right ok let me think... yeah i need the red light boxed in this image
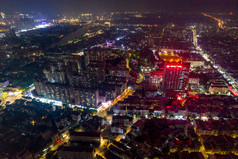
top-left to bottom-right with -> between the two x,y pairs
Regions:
166,65 -> 182,68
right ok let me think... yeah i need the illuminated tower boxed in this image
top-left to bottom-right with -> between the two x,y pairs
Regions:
162,63 -> 190,93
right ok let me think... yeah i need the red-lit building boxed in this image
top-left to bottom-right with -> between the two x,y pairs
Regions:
162,62 -> 190,93
150,71 -> 163,87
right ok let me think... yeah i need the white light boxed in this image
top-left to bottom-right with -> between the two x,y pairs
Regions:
17,23 -> 52,34
201,116 -> 208,121
175,115 -> 184,119
101,101 -> 112,108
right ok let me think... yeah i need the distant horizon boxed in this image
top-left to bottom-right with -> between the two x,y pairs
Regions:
0,10 -> 237,19
0,0 -> 237,17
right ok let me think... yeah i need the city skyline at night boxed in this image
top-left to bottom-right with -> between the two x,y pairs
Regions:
0,0 -> 238,159
0,0 -> 238,16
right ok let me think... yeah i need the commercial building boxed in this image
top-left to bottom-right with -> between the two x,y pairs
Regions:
209,80 -> 229,94
162,62 -> 190,94
150,71 -> 163,87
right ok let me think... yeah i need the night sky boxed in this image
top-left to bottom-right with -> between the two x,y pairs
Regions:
0,0 -> 237,16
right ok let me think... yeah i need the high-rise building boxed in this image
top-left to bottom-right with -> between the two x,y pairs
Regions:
64,54 -> 86,76
84,48 -> 106,63
34,47 -> 129,107
162,62 -> 190,94
43,64 -> 67,84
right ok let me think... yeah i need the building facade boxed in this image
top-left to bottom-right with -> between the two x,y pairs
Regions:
162,62 -> 190,93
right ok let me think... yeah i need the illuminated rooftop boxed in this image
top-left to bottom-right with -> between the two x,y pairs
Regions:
158,51 -> 182,62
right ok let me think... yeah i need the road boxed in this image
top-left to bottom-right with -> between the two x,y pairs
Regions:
202,13 -> 224,29
0,88 -> 23,106
97,87 -> 134,117
114,126 -> 131,142
191,26 -> 238,95
15,23 -> 53,34
93,138 -> 108,158
31,86 -> 134,158
0,82 -> 35,106
40,132 -> 70,159
94,87 -> 134,158
94,122 -> 133,158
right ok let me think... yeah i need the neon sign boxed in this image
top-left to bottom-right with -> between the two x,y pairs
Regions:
166,65 -> 182,68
